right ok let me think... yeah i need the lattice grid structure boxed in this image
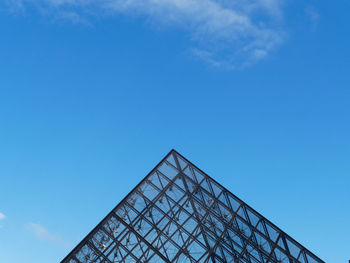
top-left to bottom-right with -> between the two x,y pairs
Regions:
61,150 -> 325,263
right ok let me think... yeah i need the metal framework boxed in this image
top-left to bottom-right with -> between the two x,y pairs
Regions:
61,150 -> 325,263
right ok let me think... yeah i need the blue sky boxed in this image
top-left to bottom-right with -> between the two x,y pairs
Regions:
0,0 -> 349,262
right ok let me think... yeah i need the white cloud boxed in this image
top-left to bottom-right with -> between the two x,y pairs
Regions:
4,0 -> 286,68
305,7 -> 320,29
0,213 -> 5,220
26,222 -> 71,247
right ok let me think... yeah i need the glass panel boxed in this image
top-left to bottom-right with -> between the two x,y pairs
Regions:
286,237 -> 301,259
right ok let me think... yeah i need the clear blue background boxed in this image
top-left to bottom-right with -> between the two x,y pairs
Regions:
0,1 -> 349,263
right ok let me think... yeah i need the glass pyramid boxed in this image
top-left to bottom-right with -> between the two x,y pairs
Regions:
61,150 -> 325,263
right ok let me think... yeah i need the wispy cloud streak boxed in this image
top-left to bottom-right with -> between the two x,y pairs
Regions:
0,213 -> 6,228
0,213 -> 5,220
26,222 -> 71,247
305,7 -> 320,30
3,0 -> 286,68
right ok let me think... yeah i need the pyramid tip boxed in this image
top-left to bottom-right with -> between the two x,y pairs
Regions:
169,148 -> 178,154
